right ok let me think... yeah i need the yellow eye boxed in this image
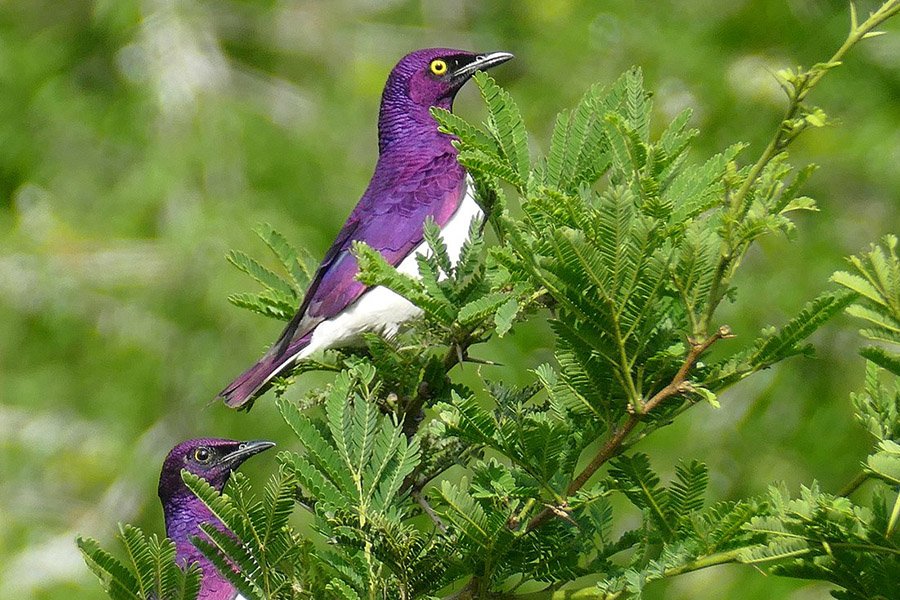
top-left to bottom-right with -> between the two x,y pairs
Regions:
430,59 -> 448,76
193,447 -> 212,463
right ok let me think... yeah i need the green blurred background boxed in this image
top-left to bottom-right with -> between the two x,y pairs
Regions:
0,0 -> 897,598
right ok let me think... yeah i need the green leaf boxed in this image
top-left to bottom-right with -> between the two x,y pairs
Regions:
779,196 -> 818,214
227,291 -> 296,321
77,526 -> 202,600
422,217 -> 453,276
543,82 -> 615,191
738,539 -> 809,564
457,148 -> 521,185
668,460 -> 709,519
280,367 -> 422,538
254,222 -> 311,292
227,249 -> 298,300
456,292 -> 509,325
867,440 -> 900,485
474,71 -> 530,189
748,289 -> 856,368
353,241 -> 455,325
77,535 -> 142,600
667,143 -> 744,223
494,297 -> 519,337
430,107 -> 499,156
692,385 -> 720,408
700,500 -> 759,551
832,271 -> 884,306
860,346 -> 900,377
852,361 -> 900,440
439,390 -> 499,447
610,453 -> 674,539
327,578 -> 363,600
195,526 -> 261,598
623,67 -> 651,141
835,235 -> 900,352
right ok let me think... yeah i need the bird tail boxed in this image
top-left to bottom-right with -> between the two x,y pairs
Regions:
219,333 -> 312,409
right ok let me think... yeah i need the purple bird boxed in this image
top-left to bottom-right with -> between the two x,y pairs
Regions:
158,438 -> 275,600
220,48 -> 514,408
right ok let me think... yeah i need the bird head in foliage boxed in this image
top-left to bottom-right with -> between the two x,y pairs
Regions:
158,438 -> 275,502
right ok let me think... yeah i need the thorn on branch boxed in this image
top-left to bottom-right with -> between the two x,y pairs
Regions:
677,381 -> 696,394
547,502 -> 578,528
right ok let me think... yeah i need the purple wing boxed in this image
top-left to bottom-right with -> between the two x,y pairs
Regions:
220,150 -> 466,407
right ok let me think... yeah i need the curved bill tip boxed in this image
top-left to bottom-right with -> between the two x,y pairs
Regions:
472,51 -> 514,70
224,440 -> 276,463
451,51 -> 515,80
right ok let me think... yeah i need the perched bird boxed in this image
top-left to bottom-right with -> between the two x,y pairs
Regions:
220,48 -> 514,408
158,438 -> 275,600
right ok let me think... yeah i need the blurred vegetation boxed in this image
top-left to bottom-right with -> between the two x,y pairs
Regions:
0,1 -> 898,599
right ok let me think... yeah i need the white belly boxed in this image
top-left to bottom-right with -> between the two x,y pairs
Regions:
299,178 -> 482,357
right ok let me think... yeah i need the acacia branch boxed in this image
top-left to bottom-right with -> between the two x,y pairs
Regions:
525,326 -> 732,532
500,548 -> 745,599
699,0 -> 900,332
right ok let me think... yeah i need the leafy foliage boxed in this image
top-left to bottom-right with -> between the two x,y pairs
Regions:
182,468 -> 303,599
226,223 -> 315,322
739,228 -> 900,600
81,4 -> 900,598
77,525 -> 201,600
79,470 -> 307,600
277,363 -> 456,598
740,484 -> 900,600
833,234 -> 900,376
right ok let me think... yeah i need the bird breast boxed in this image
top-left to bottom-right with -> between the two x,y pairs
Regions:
299,177 -> 482,356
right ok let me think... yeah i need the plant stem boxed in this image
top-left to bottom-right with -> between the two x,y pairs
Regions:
525,327 -> 732,532
734,0 -> 900,211
505,548 -> 744,599
838,470 -> 871,497
886,490 -> 900,538
509,589 -> 617,600
661,548 -> 744,577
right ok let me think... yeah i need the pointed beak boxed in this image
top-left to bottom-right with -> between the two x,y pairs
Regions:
223,440 -> 275,465
450,51 -> 514,82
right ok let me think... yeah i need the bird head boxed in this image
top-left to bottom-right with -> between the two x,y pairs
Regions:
158,438 -> 275,501
386,48 -> 514,109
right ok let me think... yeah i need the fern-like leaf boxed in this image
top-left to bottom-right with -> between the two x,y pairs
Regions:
748,289 -> 856,368
77,526 -> 202,600
474,71 -> 530,190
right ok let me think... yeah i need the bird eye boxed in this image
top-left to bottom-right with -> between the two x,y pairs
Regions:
430,59 -> 448,76
193,447 -> 212,463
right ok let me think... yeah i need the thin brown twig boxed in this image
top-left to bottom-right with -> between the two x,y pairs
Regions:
524,326 -> 733,532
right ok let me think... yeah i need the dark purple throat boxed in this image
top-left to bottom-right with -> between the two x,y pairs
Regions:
164,494 -> 236,600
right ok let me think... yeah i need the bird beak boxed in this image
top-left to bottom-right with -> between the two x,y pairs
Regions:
450,51 -> 514,82
223,440 -> 276,465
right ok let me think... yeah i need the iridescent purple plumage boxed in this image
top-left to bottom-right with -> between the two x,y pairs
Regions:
158,438 -> 274,600
220,48 -> 513,408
